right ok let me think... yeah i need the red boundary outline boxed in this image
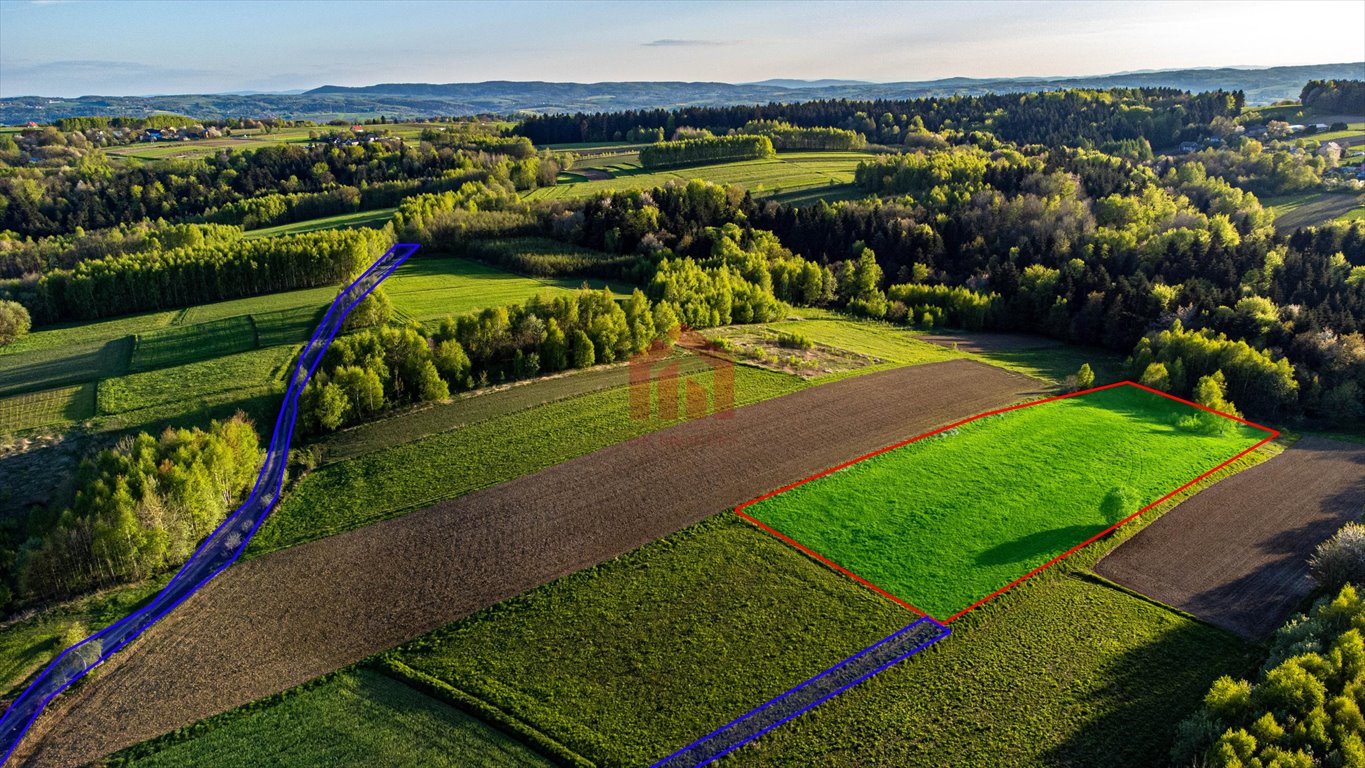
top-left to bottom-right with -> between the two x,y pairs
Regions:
734,380 -> 1280,623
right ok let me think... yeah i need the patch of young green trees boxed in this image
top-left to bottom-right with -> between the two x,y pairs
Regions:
639,135 -> 776,169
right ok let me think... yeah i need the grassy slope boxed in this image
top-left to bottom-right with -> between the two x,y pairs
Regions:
522,152 -> 866,201
97,344 -> 297,416
0,384 -> 96,434
241,207 -> 397,240
107,668 -> 554,768
392,515 -> 909,768
384,256 -> 613,323
744,385 -> 1267,618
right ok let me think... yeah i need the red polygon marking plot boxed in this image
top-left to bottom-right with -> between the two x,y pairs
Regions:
734,381 -> 1279,623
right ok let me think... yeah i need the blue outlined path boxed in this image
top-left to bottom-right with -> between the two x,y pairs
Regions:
0,243 -> 420,765
651,617 -> 950,768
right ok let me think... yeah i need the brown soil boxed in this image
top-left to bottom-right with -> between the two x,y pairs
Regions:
13,359 -> 1040,767
1095,436 -> 1365,639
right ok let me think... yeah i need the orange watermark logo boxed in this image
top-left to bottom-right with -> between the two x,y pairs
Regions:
629,329 -> 735,421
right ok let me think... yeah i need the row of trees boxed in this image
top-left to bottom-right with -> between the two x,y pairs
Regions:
740,120 -> 866,150
0,220 -> 245,278
6,415 -> 261,605
638,135 -> 776,169
2,227 -> 393,323
298,287 -> 671,433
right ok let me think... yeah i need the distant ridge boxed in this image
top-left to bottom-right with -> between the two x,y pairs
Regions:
3,62 -> 1361,124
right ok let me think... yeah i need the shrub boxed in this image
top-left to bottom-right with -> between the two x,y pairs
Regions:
776,331 -> 814,350
0,299 -> 30,346
1309,523 -> 1365,592
1076,363 -> 1095,390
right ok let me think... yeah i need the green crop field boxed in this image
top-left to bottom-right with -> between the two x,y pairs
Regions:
129,316 -> 258,372
241,207 -> 397,240
98,344 -> 296,416
0,338 -> 132,398
743,384 -> 1269,619
392,515 -> 909,768
250,364 -> 804,555
0,384 -> 96,434
521,152 -> 868,201
1263,191 -> 1365,230
107,668 -> 554,768
384,256 -> 608,322
317,351 -> 716,464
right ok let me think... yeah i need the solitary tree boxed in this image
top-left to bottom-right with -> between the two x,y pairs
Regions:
1075,363 -> 1095,390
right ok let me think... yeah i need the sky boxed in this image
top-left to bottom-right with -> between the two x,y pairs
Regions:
1,0 -> 1363,97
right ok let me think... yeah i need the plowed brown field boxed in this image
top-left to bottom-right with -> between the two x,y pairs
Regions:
14,359 -> 1040,767
1096,436 -> 1365,639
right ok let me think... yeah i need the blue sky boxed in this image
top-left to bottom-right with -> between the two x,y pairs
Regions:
1,0 -> 1363,97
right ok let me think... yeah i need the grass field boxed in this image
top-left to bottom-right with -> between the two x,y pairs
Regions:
0,384 -> 96,434
391,514 -> 909,768
241,207 -> 397,240
742,384 -> 1269,619
129,316 -> 257,373
1263,191 -> 1365,230
250,364 -> 804,554
98,344 -> 296,416
107,668 -> 554,768
385,256 -> 608,322
522,153 -> 867,201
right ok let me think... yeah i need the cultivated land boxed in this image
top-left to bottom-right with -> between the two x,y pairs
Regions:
1263,191 -> 1365,230
240,207 -> 398,239
742,384 -> 1270,619
11,360 -> 1040,766
1096,435 -> 1365,638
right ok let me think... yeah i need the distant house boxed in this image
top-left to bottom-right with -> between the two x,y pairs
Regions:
140,129 -> 163,142
1313,123 -> 1331,132
1179,141 -> 1201,153
1288,124 -> 1306,134
351,124 -> 365,132
1319,141 -> 1342,158
25,121 -> 37,128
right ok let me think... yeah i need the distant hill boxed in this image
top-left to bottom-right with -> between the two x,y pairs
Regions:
3,62 -> 1362,124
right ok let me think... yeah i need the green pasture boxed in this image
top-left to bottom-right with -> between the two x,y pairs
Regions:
742,384 -> 1269,619
242,207 -> 397,239
107,668 -> 553,768
0,384 -> 96,434
522,152 -> 867,201
98,344 -> 296,416
384,256 -> 608,322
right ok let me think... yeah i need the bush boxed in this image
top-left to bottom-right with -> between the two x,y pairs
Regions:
0,299 -> 30,346
776,331 -> 814,350
1309,523 -> 1365,591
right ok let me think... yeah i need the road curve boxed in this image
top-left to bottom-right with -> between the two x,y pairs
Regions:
0,243 -> 420,765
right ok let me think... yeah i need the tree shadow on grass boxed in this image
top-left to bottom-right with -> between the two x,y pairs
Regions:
1042,579 -> 1259,767
974,524 -> 1102,566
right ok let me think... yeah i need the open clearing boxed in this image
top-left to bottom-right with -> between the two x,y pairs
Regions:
241,207 -> 397,239
1095,435 -> 1365,638
384,256 -> 608,322
741,384 -> 1270,619
1263,191 -> 1365,230
12,359 -> 1040,767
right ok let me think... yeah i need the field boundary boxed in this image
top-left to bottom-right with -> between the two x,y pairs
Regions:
735,380 -> 1279,623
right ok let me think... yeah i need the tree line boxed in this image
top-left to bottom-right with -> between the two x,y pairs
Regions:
638,135 -> 776,169
515,88 -> 1240,148
1,227 -> 393,323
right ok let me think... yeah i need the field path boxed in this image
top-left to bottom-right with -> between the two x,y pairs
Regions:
13,359 -> 1039,767
1096,436 -> 1365,638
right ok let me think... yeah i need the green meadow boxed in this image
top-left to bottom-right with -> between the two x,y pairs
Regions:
742,384 -> 1269,619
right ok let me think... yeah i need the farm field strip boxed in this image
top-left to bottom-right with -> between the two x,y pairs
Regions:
522,153 -> 866,201
738,382 -> 1276,620
384,256 -> 612,322
0,385 -> 96,434
12,360 -> 1039,767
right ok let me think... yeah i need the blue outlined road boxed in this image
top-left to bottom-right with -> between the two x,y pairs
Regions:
651,618 -> 950,768
0,243 -> 419,765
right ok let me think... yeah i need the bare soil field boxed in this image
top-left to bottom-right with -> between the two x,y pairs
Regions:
1096,436 -> 1365,639
12,359 -> 1040,767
